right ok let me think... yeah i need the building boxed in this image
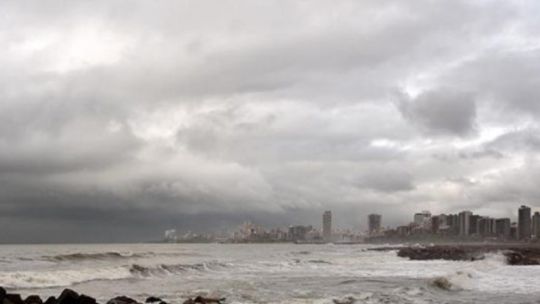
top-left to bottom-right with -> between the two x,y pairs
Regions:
414,211 -> 431,225
478,217 -> 496,237
469,215 -> 480,236
511,222 -> 518,239
518,205 -> 532,240
368,214 -> 382,235
446,214 -> 460,235
322,210 -> 332,241
532,212 -> 540,239
288,225 -> 312,242
163,229 -> 177,242
495,218 -> 511,239
396,225 -> 410,237
431,216 -> 440,234
458,211 -> 472,236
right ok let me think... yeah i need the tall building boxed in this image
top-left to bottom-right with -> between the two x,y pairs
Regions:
288,225 -> 313,242
532,212 -> 540,239
495,218 -> 511,238
469,215 -> 480,235
518,205 -> 532,240
447,214 -> 460,235
322,210 -> 332,241
368,214 -> 382,235
458,211 -> 472,236
431,216 -> 440,234
414,211 -> 431,225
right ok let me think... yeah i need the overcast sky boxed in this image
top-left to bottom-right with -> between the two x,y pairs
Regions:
1,0 -> 540,242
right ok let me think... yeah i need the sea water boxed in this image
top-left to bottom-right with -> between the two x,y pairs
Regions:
0,243 -> 539,303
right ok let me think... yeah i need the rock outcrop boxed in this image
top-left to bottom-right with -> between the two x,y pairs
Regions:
0,289 -> 224,304
395,245 -> 540,265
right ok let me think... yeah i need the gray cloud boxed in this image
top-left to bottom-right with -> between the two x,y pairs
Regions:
0,0 -> 539,242
398,89 -> 477,136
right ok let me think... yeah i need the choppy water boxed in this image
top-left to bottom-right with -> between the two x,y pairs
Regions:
0,243 -> 539,304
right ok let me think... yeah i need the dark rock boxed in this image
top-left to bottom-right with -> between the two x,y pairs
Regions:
193,296 -> 225,304
5,294 -> 25,304
43,297 -> 56,304
182,299 -> 194,304
431,277 -> 453,290
145,298 -> 161,304
57,289 -> 79,304
106,296 -> 140,304
24,296 -> 43,304
332,296 -> 356,304
397,246 -> 484,261
504,250 -> 540,265
0,287 -> 6,301
78,295 -> 97,304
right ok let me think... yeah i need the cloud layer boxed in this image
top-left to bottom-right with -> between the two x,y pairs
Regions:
1,0 -> 540,242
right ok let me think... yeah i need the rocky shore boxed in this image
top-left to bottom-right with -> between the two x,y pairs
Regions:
0,288 -> 225,304
378,244 -> 540,265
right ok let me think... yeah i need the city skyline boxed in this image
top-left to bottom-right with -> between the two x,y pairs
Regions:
163,204 -> 540,243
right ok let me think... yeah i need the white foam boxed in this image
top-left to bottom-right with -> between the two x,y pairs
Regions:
0,266 -> 133,289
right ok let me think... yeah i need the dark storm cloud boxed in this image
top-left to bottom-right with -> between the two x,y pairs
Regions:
0,0 -> 539,242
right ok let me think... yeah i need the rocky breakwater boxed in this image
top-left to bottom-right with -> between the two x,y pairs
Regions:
0,287 -> 225,304
396,245 -> 540,265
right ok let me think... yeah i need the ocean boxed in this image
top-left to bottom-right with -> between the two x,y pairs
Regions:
0,243 -> 539,304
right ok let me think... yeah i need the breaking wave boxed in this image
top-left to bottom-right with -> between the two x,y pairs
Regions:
0,267 -> 133,289
45,252 -> 147,262
0,261 -> 230,289
307,259 -> 332,264
129,262 -> 229,277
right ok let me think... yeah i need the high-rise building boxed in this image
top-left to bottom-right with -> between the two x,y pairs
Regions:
431,216 -> 440,234
414,211 -> 431,225
322,210 -> 332,241
518,205 -> 532,240
478,217 -> 490,236
478,217 -> 496,237
446,214 -> 460,235
469,215 -> 480,235
495,218 -> 511,238
288,225 -> 313,242
368,214 -> 382,235
458,211 -> 472,236
532,212 -> 540,239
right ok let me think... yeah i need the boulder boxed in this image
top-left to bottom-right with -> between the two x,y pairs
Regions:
57,289 -> 79,304
144,298 -> 161,304
504,250 -> 540,265
5,294 -> 25,304
24,296 -> 43,304
0,287 -> 6,301
43,297 -> 56,304
193,296 -> 225,304
106,296 -> 139,304
78,295 -> 97,304
397,246 -> 484,261
332,296 -> 356,304
431,277 -> 452,290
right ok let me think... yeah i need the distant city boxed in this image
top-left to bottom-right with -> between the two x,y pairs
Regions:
162,205 -> 540,244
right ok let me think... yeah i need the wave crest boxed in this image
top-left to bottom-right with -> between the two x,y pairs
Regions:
129,262 -> 228,277
45,252 -> 145,262
0,267 -> 133,289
